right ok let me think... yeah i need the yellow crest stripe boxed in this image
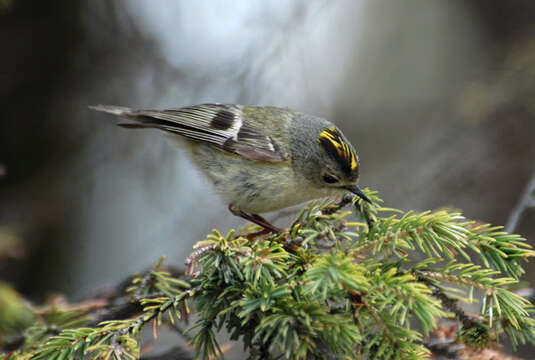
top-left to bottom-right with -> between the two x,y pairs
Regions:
317,127 -> 358,172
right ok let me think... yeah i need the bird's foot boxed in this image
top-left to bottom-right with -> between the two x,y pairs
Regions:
228,205 -> 282,235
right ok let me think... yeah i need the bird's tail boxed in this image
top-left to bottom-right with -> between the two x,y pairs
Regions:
89,104 -> 162,129
88,104 -> 133,117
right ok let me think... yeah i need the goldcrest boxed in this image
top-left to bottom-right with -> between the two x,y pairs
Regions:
90,104 -> 370,233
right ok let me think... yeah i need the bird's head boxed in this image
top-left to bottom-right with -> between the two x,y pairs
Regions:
315,127 -> 371,203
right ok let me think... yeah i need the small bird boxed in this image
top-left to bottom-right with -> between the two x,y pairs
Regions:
89,104 -> 371,233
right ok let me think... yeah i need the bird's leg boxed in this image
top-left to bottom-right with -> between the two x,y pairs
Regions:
228,205 -> 282,234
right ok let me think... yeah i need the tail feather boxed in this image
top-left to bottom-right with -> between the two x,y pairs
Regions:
117,123 -> 159,129
90,104 -> 180,131
88,104 -> 133,117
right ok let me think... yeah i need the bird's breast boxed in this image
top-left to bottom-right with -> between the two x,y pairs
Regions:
187,143 -> 336,214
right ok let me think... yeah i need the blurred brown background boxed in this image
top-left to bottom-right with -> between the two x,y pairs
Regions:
0,0 -> 534,356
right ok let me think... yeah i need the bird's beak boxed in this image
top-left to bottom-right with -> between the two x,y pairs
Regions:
344,185 -> 372,203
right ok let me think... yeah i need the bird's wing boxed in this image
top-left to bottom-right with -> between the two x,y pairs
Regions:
89,104 -> 287,162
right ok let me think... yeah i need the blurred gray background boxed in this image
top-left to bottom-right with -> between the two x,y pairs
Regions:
1,0 -> 534,356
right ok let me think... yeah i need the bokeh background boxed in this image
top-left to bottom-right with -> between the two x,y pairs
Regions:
1,0 -> 534,357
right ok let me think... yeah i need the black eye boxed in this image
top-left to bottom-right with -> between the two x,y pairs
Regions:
322,174 -> 339,184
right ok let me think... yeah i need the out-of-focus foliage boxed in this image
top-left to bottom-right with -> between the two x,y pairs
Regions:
0,283 -> 34,337
0,0 -> 14,13
2,191 -> 534,359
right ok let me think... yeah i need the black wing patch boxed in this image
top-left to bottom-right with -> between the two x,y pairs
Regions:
210,110 -> 235,130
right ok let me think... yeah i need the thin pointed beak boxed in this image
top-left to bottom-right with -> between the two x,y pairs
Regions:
344,185 -> 372,204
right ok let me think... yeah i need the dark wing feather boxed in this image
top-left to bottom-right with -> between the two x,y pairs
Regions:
89,104 -> 286,162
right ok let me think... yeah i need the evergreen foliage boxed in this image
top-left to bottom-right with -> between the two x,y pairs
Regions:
2,190 -> 534,359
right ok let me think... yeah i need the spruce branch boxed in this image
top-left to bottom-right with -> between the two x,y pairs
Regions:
2,260 -> 191,360
184,190 -> 534,359
29,286 -> 189,359
3,189 -> 535,360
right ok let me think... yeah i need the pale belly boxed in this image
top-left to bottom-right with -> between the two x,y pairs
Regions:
187,143 -> 338,213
